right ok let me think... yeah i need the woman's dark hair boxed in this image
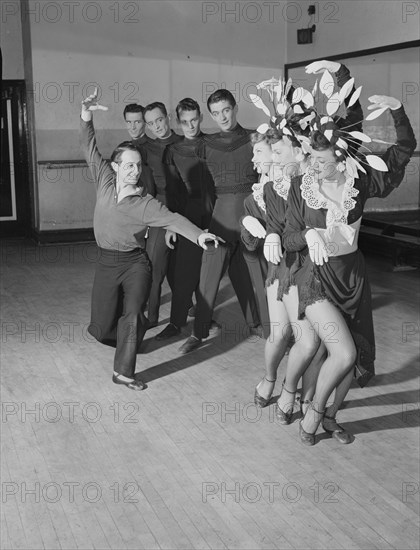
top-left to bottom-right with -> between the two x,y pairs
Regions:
310,130 -> 341,161
250,128 -> 282,146
110,142 -> 142,164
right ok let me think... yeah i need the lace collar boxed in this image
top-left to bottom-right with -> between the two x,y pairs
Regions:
251,177 -> 267,212
300,169 -> 359,225
273,174 -> 291,201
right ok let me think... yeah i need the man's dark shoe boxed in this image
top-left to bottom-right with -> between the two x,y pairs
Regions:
155,323 -> 180,341
178,336 -> 202,354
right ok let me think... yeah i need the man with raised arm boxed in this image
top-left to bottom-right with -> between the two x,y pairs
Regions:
79,90 -> 221,389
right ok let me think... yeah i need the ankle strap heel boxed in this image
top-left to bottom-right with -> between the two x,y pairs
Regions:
276,380 -> 296,425
299,401 -> 326,446
254,377 -> 276,408
322,413 -> 352,444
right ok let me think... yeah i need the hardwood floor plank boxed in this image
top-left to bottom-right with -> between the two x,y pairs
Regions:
1,242 -> 418,550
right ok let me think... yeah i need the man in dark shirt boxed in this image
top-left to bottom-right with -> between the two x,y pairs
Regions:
122,103 -> 154,194
79,89 -> 221,390
141,102 -> 185,327
124,103 -> 147,147
179,89 -> 260,354
155,98 -> 216,340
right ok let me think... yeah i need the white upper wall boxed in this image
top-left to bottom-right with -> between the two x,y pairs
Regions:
22,0 -> 288,151
2,0 -> 418,229
285,0 -> 419,64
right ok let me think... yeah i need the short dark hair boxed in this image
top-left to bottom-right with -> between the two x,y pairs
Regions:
207,89 -> 236,112
176,98 -> 201,120
310,130 -> 342,161
123,104 -> 145,119
250,128 -> 282,146
143,102 -> 168,118
110,142 -> 142,164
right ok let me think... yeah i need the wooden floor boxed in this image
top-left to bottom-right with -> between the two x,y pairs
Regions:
1,240 -> 419,550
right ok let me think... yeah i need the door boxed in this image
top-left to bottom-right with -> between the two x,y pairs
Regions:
1,80 -> 32,237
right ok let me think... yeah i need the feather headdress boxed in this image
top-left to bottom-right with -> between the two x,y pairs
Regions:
250,71 -> 391,178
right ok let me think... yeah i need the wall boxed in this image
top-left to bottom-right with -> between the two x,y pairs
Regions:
285,0 -> 420,64
2,1 -> 419,231
18,0 -> 288,231
0,0 -> 24,79
285,0 -> 420,211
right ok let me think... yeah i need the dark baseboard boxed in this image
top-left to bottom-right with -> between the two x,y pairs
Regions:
32,228 -> 95,244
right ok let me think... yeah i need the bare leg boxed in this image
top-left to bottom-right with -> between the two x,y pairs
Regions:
321,370 -> 353,443
300,342 -> 327,415
301,300 -> 356,437
255,280 -> 291,402
277,286 -> 321,417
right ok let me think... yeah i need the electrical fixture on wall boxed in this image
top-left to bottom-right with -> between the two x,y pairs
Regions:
297,5 -> 316,44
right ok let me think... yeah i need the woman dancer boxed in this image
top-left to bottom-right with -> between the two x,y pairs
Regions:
257,132 -> 325,418
80,90 -> 222,390
240,131 -> 279,341
283,94 -> 416,444
253,61 -> 362,422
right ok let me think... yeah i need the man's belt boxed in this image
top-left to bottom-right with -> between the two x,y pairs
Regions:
216,183 -> 254,195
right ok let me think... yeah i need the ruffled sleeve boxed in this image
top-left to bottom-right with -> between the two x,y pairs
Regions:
362,106 -> 417,199
336,64 -> 363,136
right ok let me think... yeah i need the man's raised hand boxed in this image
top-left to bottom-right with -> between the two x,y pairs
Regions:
81,87 -> 109,121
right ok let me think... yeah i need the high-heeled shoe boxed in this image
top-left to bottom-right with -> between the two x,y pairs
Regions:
254,377 -> 276,408
275,382 -> 296,424
322,414 -> 352,444
300,399 -> 310,417
299,402 -> 325,446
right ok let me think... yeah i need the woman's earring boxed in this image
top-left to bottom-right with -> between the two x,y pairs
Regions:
295,150 -> 305,163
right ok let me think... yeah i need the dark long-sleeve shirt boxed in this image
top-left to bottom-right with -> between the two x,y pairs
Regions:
80,118 -> 202,251
204,124 -> 258,241
132,134 -> 150,149
204,124 -> 257,189
163,133 -> 215,226
140,131 -> 184,211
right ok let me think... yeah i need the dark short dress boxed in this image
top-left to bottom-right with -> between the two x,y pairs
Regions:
263,177 -> 303,301
240,180 -> 270,337
282,106 -> 417,386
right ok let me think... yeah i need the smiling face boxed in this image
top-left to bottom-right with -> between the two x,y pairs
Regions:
124,112 -> 145,139
209,99 -> 237,132
310,148 -> 340,180
111,149 -> 142,189
252,141 -> 273,175
178,109 -> 202,139
144,107 -> 171,139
